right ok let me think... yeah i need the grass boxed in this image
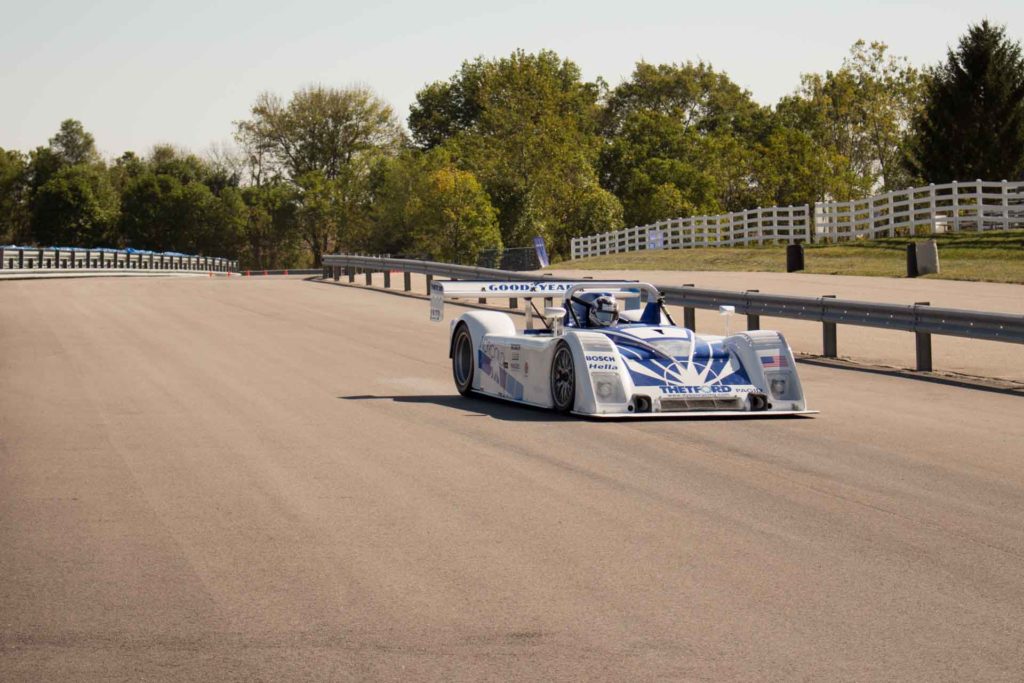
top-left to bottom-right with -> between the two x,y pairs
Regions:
554,231 -> 1024,284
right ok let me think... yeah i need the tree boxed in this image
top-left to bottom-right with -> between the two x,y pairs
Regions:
240,181 -> 301,269
368,149 -> 438,256
118,147 -> 245,256
777,41 -> 924,194
408,167 -> 502,264
0,149 -> 30,243
235,86 -> 405,182
907,21 -> 1024,182
410,50 -> 620,256
200,185 -> 246,257
235,86 -> 404,262
21,120 -> 118,247
25,120 -> 102,202
754,127 -> 856,207
407,68 -> 486,150
108,151 -> 146,196
32,164 -> 119,247
598,62 -> 769,225
48,119 -> 100,166
294,171 -> 345,266
601,61 -> 766,140
119,173 -> 171,250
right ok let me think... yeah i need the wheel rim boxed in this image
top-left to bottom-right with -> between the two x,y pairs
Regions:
454,332 -> 472,387
552,347 -> 574,407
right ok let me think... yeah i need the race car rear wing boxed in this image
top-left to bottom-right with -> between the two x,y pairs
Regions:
429,279 -> 649,323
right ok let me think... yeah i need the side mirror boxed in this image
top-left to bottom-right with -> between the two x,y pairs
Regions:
719,305 -> 735,336
543,306 -> 566,335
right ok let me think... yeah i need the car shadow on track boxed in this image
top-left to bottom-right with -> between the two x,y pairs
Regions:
338,393 -> 575,422
338,394 -> 813,423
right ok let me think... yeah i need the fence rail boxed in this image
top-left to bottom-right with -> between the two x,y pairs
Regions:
321,253 -> 1024,373
0,246 -> 237,273
571,205 -> 810,259
814,180 -> 1024,241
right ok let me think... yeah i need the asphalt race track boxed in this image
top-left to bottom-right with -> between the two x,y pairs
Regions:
2,276 -> 1023,681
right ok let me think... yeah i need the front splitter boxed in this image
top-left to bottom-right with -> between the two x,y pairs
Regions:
574,409 -> 818,419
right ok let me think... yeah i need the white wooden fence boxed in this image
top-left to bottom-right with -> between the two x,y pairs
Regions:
814,180 -> 1024,242
570,180 -> 1024,259
570,205 -> 810,259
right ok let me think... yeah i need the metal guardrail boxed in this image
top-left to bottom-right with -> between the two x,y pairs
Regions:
321,254 -> 1024,372
239,268 -> 323,276
0,246 -> 237,273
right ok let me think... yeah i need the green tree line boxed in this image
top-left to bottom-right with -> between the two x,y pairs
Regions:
2,20 -> 1022,266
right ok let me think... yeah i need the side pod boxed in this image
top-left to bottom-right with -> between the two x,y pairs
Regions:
725,331 -> 807,412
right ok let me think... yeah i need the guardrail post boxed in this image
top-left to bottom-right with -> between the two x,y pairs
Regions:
746,290 -> 760,330
365,270 -> 372,286
822,295 -> 837,358
0,247 -> 4,270
915,302 -> 933,372
403,271 -> 411,291
347,267 -> 354,282
19,249 -> 24,269
425,273 -> 432,294
333,266 -> 340,281
682,284 -> 696,331
383,270 -> 391,288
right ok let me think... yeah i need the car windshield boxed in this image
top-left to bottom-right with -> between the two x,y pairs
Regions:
647,339 -> 692,358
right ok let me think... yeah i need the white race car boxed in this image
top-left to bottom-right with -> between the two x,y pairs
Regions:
431,280 -> 815,418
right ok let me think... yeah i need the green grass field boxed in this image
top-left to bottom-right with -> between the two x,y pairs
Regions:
556,231 -> 1024,284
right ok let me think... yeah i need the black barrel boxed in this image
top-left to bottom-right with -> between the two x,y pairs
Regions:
786,243 -> 804,272
906,243 -> 919,278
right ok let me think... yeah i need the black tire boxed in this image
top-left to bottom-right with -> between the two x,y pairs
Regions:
451,324 -> 475,396
550,342 -> 576,413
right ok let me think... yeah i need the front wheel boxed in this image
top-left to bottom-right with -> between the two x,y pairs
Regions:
451,324 -> 475,396
550,342 -> 576,413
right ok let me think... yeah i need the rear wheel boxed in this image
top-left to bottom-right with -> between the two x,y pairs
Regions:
550,342 -> 576,413
451,324 -> 475,396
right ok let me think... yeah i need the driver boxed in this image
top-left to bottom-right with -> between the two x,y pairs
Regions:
588,294 -> 619,327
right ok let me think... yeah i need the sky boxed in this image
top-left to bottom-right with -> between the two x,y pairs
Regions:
2,0 -> 1022,158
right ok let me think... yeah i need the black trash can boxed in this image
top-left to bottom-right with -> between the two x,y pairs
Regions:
786,243 -> 805,272
906,243 -> 919,278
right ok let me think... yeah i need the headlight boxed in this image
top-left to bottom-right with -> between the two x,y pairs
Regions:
591,372 -> 626,403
